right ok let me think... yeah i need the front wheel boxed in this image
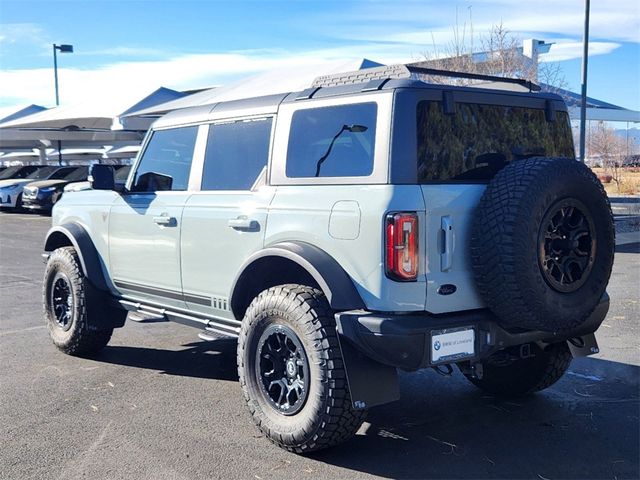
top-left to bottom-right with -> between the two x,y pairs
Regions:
460,342 -> 572,397
43,247 -> 113,355
237,284 -> 365,453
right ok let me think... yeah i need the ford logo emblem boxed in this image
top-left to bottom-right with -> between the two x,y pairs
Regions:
437,284 -> 457,295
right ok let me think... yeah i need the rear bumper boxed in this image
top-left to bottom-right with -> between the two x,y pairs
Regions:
336,293 -> 609,371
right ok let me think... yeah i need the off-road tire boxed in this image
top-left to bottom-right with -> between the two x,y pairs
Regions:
43,247 -> 113,355
238,284 -> 366,453
461,342 -> 572,397
471,157 -> 615,333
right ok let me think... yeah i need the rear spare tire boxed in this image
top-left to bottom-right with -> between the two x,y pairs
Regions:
471,157 -> 614,333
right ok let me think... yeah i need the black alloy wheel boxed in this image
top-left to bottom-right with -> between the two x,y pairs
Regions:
256,324 -> 310,415
51,273 -> 74,331
538,198 -> 596,293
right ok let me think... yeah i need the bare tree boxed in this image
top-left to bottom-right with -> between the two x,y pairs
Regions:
416,19 -> 567,91
538,61 -> 569,93
587,122 -> 628,191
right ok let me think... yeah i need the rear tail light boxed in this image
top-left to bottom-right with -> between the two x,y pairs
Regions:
385,212 -> 419,281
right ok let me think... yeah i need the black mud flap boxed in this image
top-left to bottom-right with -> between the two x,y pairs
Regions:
567,333 -> 600,358
85,282 -> 127,331
337,332 -> 400,410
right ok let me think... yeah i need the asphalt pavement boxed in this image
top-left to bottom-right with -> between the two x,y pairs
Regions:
0,212 -> 638,480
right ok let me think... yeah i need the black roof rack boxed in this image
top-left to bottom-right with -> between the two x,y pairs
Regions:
405,65 -> 541,92
310,63 -> 541,93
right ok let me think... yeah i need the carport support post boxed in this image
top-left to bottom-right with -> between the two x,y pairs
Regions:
38,146 -> 47,165
578,0 -> 590,162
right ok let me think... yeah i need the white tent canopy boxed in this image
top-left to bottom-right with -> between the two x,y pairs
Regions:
0,128 -> 143,151
0,87 -> 185,131
45,148 -> 106,163
0,150 -> 42,165
0,104 -> 48,124
124,58 -> 383,118
105,144 -> 141,159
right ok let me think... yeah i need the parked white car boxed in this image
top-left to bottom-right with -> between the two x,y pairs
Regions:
0,166 -> 76,210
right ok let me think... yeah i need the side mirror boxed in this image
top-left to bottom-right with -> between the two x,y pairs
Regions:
90,164 -> 116,190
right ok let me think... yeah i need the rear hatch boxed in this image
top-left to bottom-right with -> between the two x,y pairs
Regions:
415,97 -> 575,314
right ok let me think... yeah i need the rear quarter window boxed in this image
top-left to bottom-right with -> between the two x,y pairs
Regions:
286,103 -> 377,178
416,101 -> 575,182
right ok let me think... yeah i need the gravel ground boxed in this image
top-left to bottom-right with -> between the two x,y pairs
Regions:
0,212 -> 638,480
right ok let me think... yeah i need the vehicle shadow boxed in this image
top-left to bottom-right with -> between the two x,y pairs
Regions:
95,338 -> 239,381
93,338 -> 639,479
312,357 -> 639,479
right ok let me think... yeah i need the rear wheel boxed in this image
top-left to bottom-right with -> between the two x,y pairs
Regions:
460,342 -> 572,397
43,247 -> 113,355
238,284 -> 365,453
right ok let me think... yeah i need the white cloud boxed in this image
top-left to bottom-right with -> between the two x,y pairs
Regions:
541,41 -> 621,62
0,45 -> 418,109
319,0 -> 639,46
0,23 -> 48,50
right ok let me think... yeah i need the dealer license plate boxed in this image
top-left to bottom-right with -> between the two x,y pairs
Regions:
431,327 -> 475,364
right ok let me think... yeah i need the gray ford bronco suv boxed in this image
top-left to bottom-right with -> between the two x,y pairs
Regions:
42,64 -> 614,453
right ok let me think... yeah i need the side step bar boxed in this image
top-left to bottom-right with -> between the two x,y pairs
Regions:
114,298 -> 241,338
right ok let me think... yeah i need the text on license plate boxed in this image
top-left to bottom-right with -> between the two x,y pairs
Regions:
431,327 -> 475,364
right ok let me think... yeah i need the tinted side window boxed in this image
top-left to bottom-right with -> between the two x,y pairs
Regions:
416,102 -> 575,182
286,103 -> 377,178
132,126 -> 198,192
201,118 -> 272,191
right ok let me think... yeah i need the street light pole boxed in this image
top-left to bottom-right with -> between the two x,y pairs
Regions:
53,45 -> 59,106
579,0 -> 590,163
52,43 -> 73,165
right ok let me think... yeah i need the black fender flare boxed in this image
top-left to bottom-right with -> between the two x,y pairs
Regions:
44,223 -> 109,291
230,241 -> 365,319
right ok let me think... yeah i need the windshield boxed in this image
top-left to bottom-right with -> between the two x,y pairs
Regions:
0,166 -> 23,179
115,165 -> 131,182
27,166 -> 59,180
64,167 -> 89,182
49,167 -> 76,180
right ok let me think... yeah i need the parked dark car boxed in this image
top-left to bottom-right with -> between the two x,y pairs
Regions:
22,166 -> 89,212
64,164 -> 131,193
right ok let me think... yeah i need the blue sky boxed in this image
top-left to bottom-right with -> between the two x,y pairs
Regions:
0,0 -> 638,114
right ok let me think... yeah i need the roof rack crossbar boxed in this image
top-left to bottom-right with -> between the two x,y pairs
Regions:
405,65 -> 541,92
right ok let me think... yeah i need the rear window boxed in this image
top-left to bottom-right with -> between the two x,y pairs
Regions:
416,101 -> 575,182
286,103 -> 377,178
